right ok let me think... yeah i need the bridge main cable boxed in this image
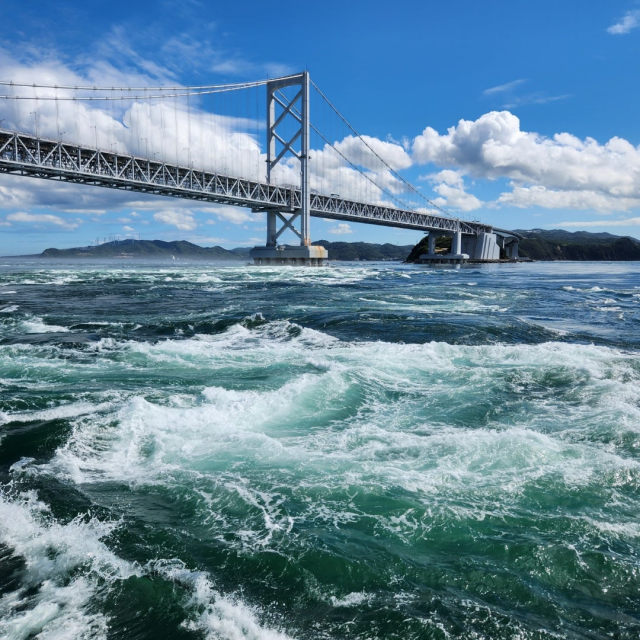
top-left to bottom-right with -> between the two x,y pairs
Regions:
0,76 -> 302,91
311,80 -> 455,220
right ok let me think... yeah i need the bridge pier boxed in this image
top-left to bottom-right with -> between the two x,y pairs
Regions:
418,230 -> 469,264
249,245 -> 328,265
505,239 -> 519,259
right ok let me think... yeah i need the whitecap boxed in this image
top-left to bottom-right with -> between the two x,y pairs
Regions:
20,317 -> 70,333
0,489 -> 137,640
149,560 -> 294,640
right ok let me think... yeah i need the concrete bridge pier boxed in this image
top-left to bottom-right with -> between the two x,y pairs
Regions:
505,239 -> 519,259
418,230 -> 469,265
250,206 -> 328,265
462,231 -> 500,260
495,234 -> 520,260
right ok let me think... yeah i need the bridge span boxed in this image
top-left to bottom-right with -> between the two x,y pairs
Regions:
0,71 -> 520,265
0,128 -> 519,264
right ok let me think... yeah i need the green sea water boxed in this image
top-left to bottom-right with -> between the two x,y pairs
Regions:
0,260 -> 639,639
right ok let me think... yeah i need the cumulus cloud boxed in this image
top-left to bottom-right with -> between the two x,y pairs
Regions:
328,223 -> 353,235
607,10 -> 640,34
422,170 -> 483,212
496,185 -> 640,213
204,205 -> 260,225
153,210 -> 197,230
6,212 -> 81,229
412,111 -> 640,212
333,135 -> 412,172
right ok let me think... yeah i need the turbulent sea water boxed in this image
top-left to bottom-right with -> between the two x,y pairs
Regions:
0,259 -> 639,640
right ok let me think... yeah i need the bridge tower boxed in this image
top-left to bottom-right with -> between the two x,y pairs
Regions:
250,72 -> 328,266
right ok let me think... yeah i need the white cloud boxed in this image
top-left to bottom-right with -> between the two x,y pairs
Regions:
328,223 -> 353,235
203,206 -> 259,225
422,170 -> 484,212
412,111 -> 640,212
122,225 -> 136,232
483,79 -> 526,95
0,221 -> 11,227
334,135 -> 412,172
496,185 -> 640,213
6,212 -> 80,230
549,217 -> 640,227
153,210 -> 197,231
117,217 -> 132,223
607,10 -> 640,34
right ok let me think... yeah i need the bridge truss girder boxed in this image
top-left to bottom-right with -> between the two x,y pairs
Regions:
0,129 -> 490,236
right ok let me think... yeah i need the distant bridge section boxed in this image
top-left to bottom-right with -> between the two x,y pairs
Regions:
0,128 -> 493,237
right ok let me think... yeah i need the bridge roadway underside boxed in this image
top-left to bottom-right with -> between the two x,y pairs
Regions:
0,130 -> 496,238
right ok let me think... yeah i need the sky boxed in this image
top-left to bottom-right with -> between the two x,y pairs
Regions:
1,0 -> 640,254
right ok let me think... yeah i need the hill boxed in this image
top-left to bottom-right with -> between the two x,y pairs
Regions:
229,241 -> 413,261
33,231 -> 640,262
40,239 -> 240,260
515,229 -> 640,261
314,240 -> 413,261
36,239 -> 415,261
404,229 -> 640,262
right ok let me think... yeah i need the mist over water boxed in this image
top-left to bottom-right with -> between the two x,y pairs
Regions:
0,259 -> 639,639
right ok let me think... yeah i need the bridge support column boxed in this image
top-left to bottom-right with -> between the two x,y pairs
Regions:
250,70 -> 327,266
506,240 -> 519,259
452,231 -> 462,255
266,211 -> 278,247
428,233 -> 436,255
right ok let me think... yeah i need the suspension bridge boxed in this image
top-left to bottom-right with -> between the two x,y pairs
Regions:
0,71 -> 519,265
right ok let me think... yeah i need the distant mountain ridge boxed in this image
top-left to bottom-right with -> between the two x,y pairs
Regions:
21,230 -> 640,262
515,229 -> 640,261
41,240 -> 238,260
35,239 -> 414,261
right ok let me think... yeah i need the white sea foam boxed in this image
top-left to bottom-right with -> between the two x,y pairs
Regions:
0,489 -> 136,640
149,561 -> 294,640
20,317 -> 70,333
27,327 -> 637,559
0,490 -> 296,640
329,591 -> 372,607
7,401 -> 113,424
0,305 -> 19,313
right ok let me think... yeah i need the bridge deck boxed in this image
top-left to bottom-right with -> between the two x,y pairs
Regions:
0,130 -> 492,235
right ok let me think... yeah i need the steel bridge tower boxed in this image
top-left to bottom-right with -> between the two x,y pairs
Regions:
250,71 -> 328,266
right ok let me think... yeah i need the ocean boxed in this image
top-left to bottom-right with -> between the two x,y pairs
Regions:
0,259 -> 639,639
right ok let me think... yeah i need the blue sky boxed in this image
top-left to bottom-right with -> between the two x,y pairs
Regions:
1,0 -> 640,254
